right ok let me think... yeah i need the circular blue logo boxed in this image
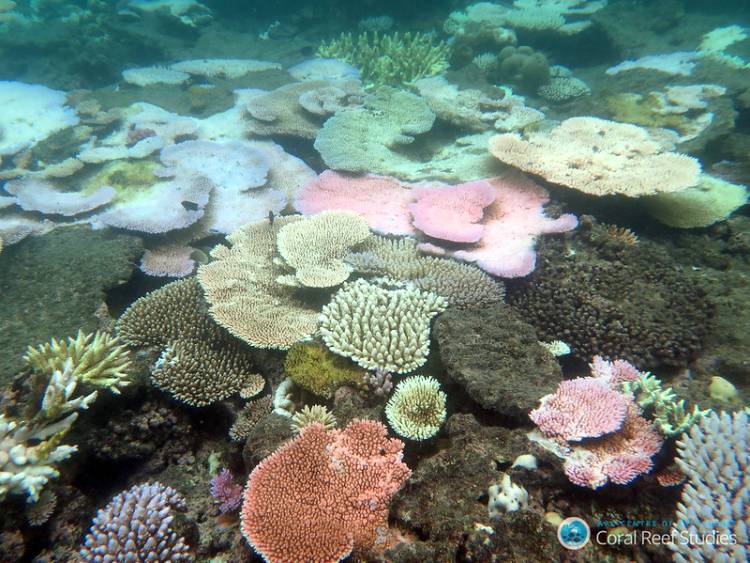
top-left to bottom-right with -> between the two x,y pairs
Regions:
557,517 -> 590,550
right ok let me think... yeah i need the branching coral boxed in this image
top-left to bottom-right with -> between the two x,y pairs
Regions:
317,31 -> 449,86
319,278 -> 447,374
24,329 -> 133,394
290,405 -> 338,434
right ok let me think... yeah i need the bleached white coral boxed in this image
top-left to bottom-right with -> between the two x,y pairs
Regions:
488,474 -> 529,516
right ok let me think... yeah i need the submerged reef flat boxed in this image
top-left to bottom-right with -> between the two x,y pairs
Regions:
0,1 -> 749,562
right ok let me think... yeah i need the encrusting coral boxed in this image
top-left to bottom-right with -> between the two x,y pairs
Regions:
284,342 -> 366,398
319,278 -> 447,374
116,278 -> 262,406
317,31 -> 449,86
385,375 -> 447,441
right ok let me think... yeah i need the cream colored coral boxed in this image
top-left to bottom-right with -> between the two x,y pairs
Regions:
319,278 -> 447,373
385,375 -> 447,440
276,211 -> 371,288
346,235 -> 504,309
197,217 -> 319,349
290,405 -> 337,434
489,117 -> 701,197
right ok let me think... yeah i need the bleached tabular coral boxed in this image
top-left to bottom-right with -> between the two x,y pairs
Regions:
276,211 -> 371,288
385,375 -> 447,440
0,81 -> 79,156
319,278 -> 447,373
288,58 -> 360,82
414,76 -> 543,132
4,178 -> 115,217
605,52 -> 700,76
170,58 -> 281,78
670,411 -> 748,562
122,66 -> 190,87
489,117 -> 701,197
124,0 -> 211,27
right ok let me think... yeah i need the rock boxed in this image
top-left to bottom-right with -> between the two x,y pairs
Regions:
434,304 -> 561,418
0,227 -> 142,386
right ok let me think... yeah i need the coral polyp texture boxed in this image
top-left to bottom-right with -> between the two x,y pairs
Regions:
79,482 -> 193,562
670,411 -> 748,562
284,342 -> 365,398
489,117 -> 701,197
509,239 -> 713,369
319,278 -> 447,374
385,375 -> 448,441
241,420 -> 410,563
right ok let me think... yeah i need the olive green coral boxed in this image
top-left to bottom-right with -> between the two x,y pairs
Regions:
284,342 -> 365,398
317,31 -> 449,86
385,375 -> 447,441
622,373 -> 710,436
24,330 -> 133,394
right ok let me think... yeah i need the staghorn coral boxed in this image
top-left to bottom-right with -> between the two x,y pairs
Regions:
346,236 -> 504,309
276,210 -> 371,288
241,420 -> 410,562
320,278 -> 447,374
385,375 -> 447,441
317,31 -> 449,86
197,216 -> 319,350
290,405 -> 338,434
116,278 -> 261,406
284,342 -> 366,399
24,329 -> 133,394
79,482 -> 193,562
489,117 -> 701,197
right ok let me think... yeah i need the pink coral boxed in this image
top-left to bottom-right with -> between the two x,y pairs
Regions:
530,377 -> 628,441
294,170 -> 415,235
241,419 -> 410,563
562,403 -> 663,489
450,174 -> 578,277
408,181 -> 496,243
589,356 -> 642,385
210,469 -> 243,513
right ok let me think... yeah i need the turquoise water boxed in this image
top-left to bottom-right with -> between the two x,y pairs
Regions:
0,1 -> 747,561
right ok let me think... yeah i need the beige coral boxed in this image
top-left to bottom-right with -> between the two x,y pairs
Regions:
197,217 -> 319,349
489,117 -> 701,197
116,278 -> 261,406
346,236 -> 504,309
276,211 -> 371,288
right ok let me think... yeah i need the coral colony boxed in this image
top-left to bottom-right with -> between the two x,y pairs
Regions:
0,0 -> 748,561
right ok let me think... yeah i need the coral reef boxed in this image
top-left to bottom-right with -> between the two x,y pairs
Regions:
241,420 -> 410,562
317,31 -> 449,86
284,342 -> 365,399
385,375 -> 447,441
